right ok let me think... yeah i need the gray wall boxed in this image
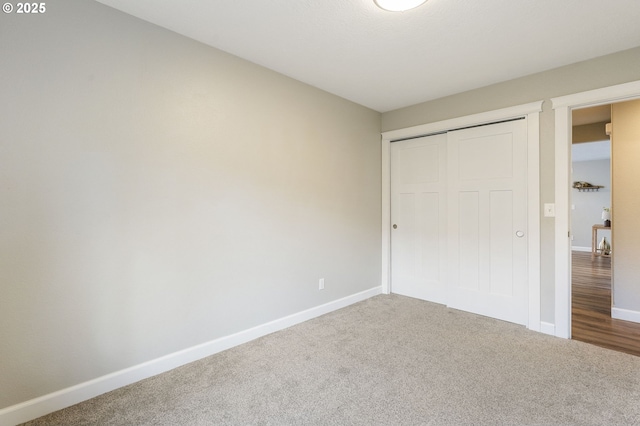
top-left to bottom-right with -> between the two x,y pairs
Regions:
571,160 -> 611,249
382,46 -> 640,323
0,1 -> 381,409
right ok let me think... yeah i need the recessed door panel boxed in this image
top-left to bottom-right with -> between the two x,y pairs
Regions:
458,191 -> 480,291
489,190 -> 514,296
391,134 -> 447,305
447,120 -> 528,325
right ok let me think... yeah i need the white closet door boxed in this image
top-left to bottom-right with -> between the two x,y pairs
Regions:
446,120 -> 528,325
391,134 -> 447,304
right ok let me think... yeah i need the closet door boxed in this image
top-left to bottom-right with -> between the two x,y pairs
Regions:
446,120 -> 528,325
390,134 -> 447,304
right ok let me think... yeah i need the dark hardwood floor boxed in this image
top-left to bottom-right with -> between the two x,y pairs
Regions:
572,251 -> 640,356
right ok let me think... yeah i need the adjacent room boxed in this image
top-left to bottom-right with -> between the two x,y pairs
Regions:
2,0 -> 640,424
571,102 -> 640,356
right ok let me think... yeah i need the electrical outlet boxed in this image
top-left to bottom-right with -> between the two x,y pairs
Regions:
319,278 -> 325,290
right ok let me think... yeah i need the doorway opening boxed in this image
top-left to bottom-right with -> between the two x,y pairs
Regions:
551,81 -> 640,338
570,105 -> 614,350
553,80 -> 640,352
571,103 -> 640,356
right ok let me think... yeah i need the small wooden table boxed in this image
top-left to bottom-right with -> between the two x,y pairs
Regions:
591,224 -> 611,261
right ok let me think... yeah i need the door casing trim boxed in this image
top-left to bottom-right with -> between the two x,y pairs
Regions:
381,101 -> 543,331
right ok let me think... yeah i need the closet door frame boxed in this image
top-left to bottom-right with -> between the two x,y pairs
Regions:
381,101 -> 542,332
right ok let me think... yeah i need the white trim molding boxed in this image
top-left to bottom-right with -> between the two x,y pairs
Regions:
381,101 -> 543,332
381,138 -> 391,295
382,101 -> 544,141
553,104 -> 572,339
551,79 -> 640,339
0,287 -> 382,426
551,80 -> 640,110
527,111 -> 541,332
571,246 -> 591,252
612,307 -> 640,324
540,322 -> 556,336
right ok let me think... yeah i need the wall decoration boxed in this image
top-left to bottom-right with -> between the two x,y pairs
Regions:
572,181 -> 604,192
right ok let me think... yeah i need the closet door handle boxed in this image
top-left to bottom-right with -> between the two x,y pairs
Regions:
393,224 -> 398,229
516,231 -> 524,238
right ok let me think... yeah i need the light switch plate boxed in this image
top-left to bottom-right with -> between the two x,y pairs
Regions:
544,203 -> 555,217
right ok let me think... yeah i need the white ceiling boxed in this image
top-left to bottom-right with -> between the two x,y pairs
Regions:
95,0 -> 640,112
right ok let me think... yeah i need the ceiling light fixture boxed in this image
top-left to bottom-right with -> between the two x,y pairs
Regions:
374,0 -> 428,12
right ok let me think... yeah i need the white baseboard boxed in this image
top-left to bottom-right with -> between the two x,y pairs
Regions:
571,246 -> 591,252
0,286 -> 382,426
612,307 -> 640,324
540,321 -> 556,336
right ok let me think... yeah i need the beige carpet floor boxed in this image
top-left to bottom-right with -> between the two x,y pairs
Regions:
23,294 -> 640,425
